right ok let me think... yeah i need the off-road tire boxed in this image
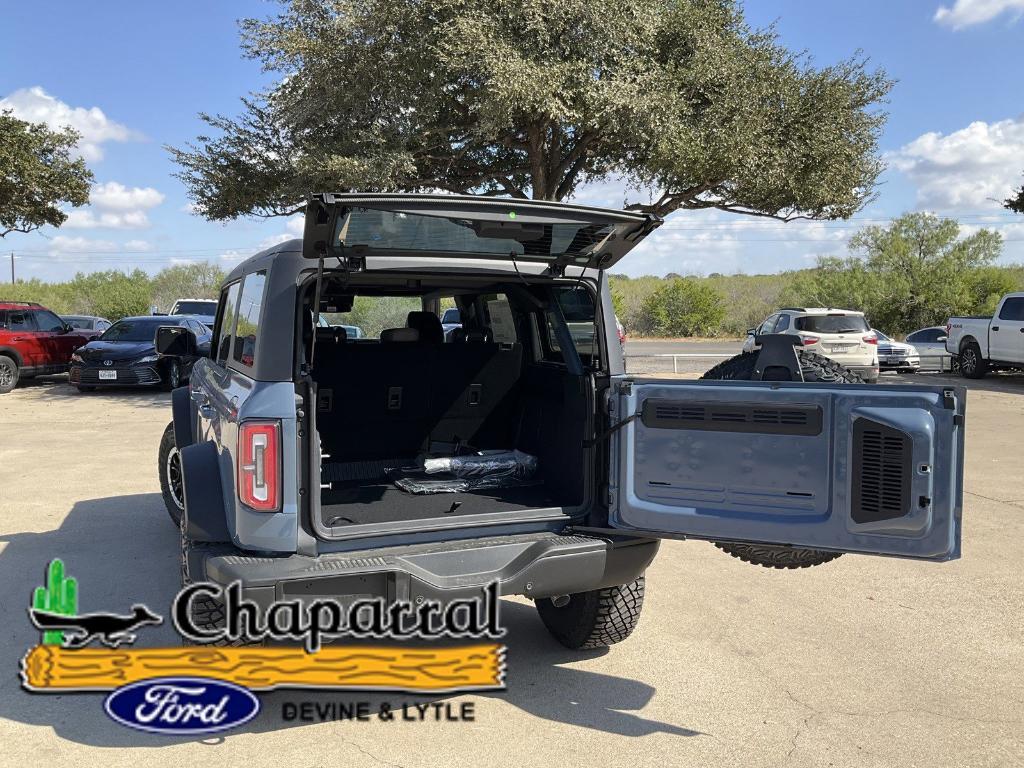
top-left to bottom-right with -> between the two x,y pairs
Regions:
162,359 -> 181,391
536,576 -> 645,649
701,349 -> 857,569
958,341 -> 988,379
0,355 -> 19,394
159,422 -> 184,528
179,522 -> 262,647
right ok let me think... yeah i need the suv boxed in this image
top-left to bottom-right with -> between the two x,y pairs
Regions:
169,299 -> 218,327
159,194 -> 965,649
743,307 -> 879,382
0,301 -> 92,393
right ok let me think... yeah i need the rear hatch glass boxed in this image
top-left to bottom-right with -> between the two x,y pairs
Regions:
303,193 -> 661,271
795,315 -> 869,334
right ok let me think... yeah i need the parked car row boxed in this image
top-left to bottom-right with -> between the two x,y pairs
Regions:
0,299 -> 213,394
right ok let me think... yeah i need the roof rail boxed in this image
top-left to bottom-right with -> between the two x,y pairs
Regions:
778,307 -> 805,312
0,301 -> 41,307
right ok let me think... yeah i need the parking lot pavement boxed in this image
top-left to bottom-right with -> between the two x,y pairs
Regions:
0,375 -> 1022,767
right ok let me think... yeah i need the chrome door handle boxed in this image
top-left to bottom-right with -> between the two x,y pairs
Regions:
992,326 -> 999,331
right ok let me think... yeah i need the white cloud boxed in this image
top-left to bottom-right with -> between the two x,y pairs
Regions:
124,239 -> 153,252
257,215 -> 306,249
889,116 -> 1024,210
0,86 -> 136,161
934,0 -> 1024,28
63,181 -> 165,229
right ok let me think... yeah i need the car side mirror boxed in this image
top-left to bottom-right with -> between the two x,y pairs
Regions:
746,328 -> 757,336
155,326 -> 197,357
62,323 -> 74,334
937,335 -> 947,342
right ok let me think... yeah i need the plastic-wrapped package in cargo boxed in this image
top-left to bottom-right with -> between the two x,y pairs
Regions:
422,450 -> 538,480
395,450 -> 539,494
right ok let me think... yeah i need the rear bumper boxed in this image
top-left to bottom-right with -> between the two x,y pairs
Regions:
845,363 -> 880,380
189,531 -> 660,608
879,357 -> 921,370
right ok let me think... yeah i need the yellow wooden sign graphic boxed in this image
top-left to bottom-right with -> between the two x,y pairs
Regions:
22,643 -> 505,692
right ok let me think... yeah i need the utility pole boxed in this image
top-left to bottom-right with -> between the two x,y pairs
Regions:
9,252 -> 13,285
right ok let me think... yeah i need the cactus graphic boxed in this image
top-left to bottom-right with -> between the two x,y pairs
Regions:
32,559 -> 78,645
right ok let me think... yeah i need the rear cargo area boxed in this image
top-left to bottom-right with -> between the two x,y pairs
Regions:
310,311 -> 592,533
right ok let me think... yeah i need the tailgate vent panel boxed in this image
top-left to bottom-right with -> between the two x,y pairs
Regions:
641,399 -> 822,436
851,419 -> 912,523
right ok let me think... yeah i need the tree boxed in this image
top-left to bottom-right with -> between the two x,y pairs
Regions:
783,213 -> 1014,335
1006,177 -> 1024,214
639,278 -> 725,336
0,111 -> 93,237
150,263 -> 226,312
171,0 -> 891,222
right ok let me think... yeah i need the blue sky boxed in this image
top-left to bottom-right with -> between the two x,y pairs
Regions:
1,0 -> 1023,281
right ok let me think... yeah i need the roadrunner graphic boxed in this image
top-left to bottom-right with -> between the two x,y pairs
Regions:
29,605 -> 162,649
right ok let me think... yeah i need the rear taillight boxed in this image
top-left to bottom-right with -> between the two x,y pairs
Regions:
801,336 -> 820,346
238,420 -> 281,512
863,335 -> 878,345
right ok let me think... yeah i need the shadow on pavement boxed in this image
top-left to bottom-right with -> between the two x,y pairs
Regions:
887,370 -> 1024,395
11,375 -> 172,407
0,493 -> 701,748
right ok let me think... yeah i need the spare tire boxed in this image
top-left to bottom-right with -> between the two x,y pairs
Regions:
700,349 -> 858,569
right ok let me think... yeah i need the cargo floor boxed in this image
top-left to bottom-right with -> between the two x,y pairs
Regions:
319,482 -> 560,527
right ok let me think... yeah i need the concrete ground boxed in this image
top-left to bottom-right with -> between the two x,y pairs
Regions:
0,373 -> 1021,767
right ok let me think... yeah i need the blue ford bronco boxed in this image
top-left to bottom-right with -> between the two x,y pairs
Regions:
157,194 -> 965,648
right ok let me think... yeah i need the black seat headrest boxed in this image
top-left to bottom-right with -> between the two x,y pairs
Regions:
406,311 -> 444,344
381,327 -> 420,343
315,326 -> 347,344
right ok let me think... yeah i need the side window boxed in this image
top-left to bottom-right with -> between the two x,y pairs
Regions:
233,271 -> 267,367
759,314 -> 778,334
542,286 -> 598,366
998,297 -> 1024,321
33,310 -> 65,332
214,282 -> 242,366
0,310 -> 6,328
6,310 -> 36,332
774,314 -> 791,332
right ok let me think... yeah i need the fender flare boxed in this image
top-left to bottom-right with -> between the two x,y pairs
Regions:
180,440 -> 231,543
958,335 -> 979,353
0,347 -> 24,367
171,385 -> 196,450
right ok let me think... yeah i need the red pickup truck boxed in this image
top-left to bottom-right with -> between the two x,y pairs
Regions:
0,301 -> 93,393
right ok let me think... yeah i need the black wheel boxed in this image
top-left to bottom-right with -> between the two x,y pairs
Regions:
701,349 -> 856,569
158,422 -> 184,528
162,359 -> 181,391
536,576 -> 645,650
0,355 -> 20,394
179,521 -> 261,647
958,341 -> 988,379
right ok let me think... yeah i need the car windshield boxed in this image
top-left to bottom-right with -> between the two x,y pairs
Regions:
99,319 -> 175,342
65,317 -> 92,329
796,315 -> 869,334
441,308 -> 461,324
172,301 -> 217,315
873,329 -> 891,341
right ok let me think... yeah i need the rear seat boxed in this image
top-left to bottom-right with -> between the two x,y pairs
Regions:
312,317 -> 523,462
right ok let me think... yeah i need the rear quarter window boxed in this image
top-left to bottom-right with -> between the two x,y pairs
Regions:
214,282 -> 241,365
233,271 -> 267,367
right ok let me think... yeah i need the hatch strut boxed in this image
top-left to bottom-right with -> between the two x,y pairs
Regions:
308,255 -> 326,372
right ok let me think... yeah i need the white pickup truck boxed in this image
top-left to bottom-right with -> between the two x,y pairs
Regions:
946,292 -> 1024,378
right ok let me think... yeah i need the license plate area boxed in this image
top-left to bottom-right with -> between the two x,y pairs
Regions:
98,370 -> 117,380
829,343 -> 856,353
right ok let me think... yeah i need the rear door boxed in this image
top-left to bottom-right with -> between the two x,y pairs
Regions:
989,296 -> 1024,363
609,378 -> 964,560
3,309 -> 41,366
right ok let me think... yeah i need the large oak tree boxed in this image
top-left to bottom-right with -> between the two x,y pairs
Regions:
171,0 -> 892,221
0,111 -> 93,237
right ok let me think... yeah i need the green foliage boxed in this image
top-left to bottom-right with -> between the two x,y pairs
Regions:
1006,178 -> 1024,214
781,213 -> 1014,336
172,0 -> 890,223
0,111 -> 93,237
4,264 -> 226,320
325,296 -> 422,338
639,278 -> 725,337
32,559 -> 78,645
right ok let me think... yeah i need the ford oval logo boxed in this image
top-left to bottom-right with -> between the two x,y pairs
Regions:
104,676 -> 260,735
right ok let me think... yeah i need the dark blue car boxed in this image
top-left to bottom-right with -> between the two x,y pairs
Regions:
70,315 -> 211,392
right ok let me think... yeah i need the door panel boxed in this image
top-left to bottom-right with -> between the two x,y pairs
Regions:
990,297 -> 1024,362
610,379 -> 964,560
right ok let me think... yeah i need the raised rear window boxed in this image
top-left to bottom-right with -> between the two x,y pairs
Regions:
795,315 -> 869,334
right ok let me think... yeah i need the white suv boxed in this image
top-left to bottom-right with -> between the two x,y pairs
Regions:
743,307 -> 879,382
